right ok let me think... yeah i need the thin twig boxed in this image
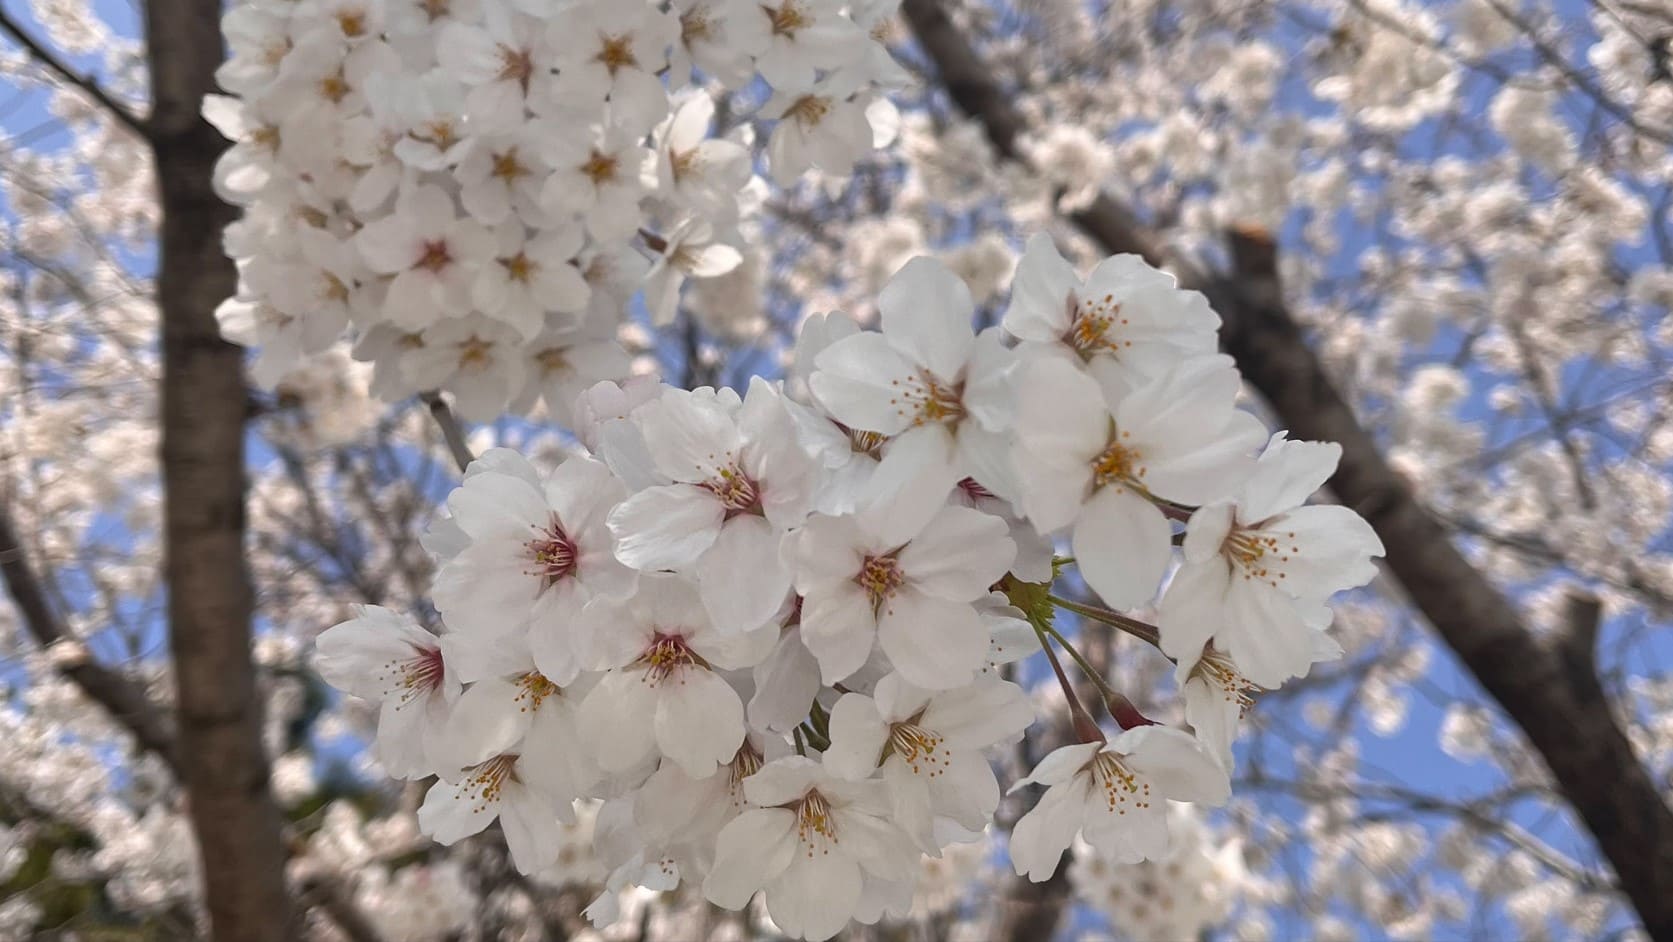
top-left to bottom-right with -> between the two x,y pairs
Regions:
420,392 -> 475,473
0,8 -> 148,137
1047,593 -> 1162,648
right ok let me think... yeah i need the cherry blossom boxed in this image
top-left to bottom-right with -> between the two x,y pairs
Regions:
703,755 -> 918,941
575,574 -> 776,777
1011,354 -> 1266,609
1159,433 -> 1386,686
607,380 -> 819,631
789,503 -> 1014,689
808,258 -> 1019,543
314,606 -> 464,779
431,450 -> 634,683
1009,726 -> 1230,880
825,673 -> 1035,852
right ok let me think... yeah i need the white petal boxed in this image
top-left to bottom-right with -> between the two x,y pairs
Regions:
749,629 -> 823,733
823,693 -> 890,781
1003,234 -> 1077,342
1157,557 -> 1233,668
876,588 -> 986,691
435,677 -> 531,769
766,851 -> 863,942
608,485 -> 725,569
1012,742 -> 1100,790
1117,724 -> 1231,805
704,809 -> 799,909
809,332 -> 917,436
857,425 -> 961,547
897,503 -> 1015,601
655,668 -> 746,777
579,670 -> 659,773
799,582 -> 879,685
921,679 -> 1036,750
1071,487 -> 1172,610
699,515 -> 793,632
1008,780 -> 1085,881
447,472 -> 548,540
877,256 -> 975,381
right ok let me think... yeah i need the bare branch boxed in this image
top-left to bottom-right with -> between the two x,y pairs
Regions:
0,505 -> 181,774
0,7 -> 149,138
900,1 -> 1673,934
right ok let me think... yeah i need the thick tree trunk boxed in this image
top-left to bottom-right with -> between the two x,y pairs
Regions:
900,1 -> 1673,937
144,3 -> 294,939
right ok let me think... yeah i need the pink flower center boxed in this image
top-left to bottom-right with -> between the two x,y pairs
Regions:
525,516 -> 579,585
382,643 -> 444,706
416,239 -> 453,273
957,477 -> 996,502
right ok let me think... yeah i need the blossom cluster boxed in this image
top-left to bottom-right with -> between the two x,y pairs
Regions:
315,239 -> 1384,938
205,0 -> 901,416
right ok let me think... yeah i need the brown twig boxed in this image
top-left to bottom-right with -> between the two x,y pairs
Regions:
421,392 -> 475,473
0,7 -> 149,137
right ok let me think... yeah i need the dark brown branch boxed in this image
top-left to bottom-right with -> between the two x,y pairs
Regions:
0,7 -> 148,138
0,506 -> 181,774
144,0 -> 294,938
421,392 -> 475,473
900,1 -> 1673,936
300,877 -> 386,942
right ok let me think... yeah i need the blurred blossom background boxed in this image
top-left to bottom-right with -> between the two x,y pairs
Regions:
1,0 -> 1671,938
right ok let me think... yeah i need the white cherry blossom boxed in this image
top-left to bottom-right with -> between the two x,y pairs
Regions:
703,755 -> 918,941
825,672 -> 1035,852
431,450 -> 634,682
790,503 -> 1014,689
575,575 -> 776,777
314,606 -> 463,779
607,380 -> 819,631
1004,232 -> 1221,396
1159,433 -> 1384,687
1011,354 -> 1266,609
1009,726 -> 1230,881
355,183 -> 494,330
808,258 -> 1019,543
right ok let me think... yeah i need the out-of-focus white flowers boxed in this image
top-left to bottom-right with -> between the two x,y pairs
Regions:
210,0 -> 905,417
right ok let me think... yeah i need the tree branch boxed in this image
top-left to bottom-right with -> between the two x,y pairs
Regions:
900,1 -> 1673,935
0,505 -> 181,774
144,0 -> 294,938
0,7 -> 149,138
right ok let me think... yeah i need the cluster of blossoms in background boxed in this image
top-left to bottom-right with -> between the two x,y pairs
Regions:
206,0 -> 901,416
315,234 -> 1383,937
